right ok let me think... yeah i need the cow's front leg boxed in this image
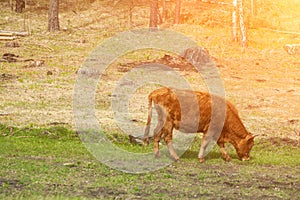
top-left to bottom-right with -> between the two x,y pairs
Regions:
163,123 -> 179,161
198,134 -> 211,163
166,142 -> 179,161
217,142 -> 231,162
153,106 -> 165,158
165,136 -> 179,161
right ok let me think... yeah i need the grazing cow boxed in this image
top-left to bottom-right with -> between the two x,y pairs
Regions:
143,87 -> 255,163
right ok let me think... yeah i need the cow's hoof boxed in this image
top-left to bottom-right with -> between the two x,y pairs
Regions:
143,139 -> 149,146
224,156 -> 231,162
143,142 -> 149,146
174,157 -> 180,162
155,152 -> 160,158
199,158 -> 205,163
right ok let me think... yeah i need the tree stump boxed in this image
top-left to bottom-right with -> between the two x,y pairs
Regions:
15,0 -> 25,13
284,44 -> 300,55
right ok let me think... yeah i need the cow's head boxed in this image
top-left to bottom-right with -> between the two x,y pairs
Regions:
237,134 -> 255,161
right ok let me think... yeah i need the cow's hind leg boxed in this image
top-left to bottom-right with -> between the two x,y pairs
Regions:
198,133 -> 216,163
162,120 -> 179,161
153,118 -> 165,158
153,105 -> 165,158
153,126 -> 164,158
217,141 -> 231,162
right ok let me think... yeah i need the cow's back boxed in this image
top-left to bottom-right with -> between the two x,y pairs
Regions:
149,87 -> 181,128
149,87 -> 213,133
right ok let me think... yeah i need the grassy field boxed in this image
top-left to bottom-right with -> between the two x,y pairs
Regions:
1,0 -> 300,199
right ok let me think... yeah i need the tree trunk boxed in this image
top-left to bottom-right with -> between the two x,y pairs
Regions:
232,0 -> 238,42
48,0 -> 60,32
238,0 -> 247,49
174,0 -> 181,24
128,0 -> 134,27
15,0 -> 25,13
149,0 -> 159,30
9,0 -> 14,11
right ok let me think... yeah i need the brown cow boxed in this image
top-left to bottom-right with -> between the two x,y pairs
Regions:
143,87 -> 255,163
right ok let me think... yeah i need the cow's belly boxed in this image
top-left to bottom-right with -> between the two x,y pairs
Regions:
175,119 -> 208,133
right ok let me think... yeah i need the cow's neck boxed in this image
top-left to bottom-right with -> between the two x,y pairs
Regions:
228,126 -> 249,150
228,134 -> 243,150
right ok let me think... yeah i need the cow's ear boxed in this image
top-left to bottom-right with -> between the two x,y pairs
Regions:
246,135 -> 255,143
248,133 -> 258,139
251,134 -> 259,138
246,134 -> 253,140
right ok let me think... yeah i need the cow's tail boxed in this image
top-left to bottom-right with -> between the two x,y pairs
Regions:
143,95 -> 153,146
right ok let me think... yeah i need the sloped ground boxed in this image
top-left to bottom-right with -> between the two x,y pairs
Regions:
0,0 -> 299,139
0,0 -> 300,199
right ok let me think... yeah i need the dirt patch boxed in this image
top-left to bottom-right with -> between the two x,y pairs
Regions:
0,178 -> 25,191
88,186 -> 128,199
131,162 -> 300,200
118,54 -> 197,72
265,137 -> 300,147
0,73 -> 18,82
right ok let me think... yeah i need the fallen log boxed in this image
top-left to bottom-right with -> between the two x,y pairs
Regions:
0,30 -> 29,37
0,36 -> 16,40
0,32 -> 13,36
260,28 -> 300,35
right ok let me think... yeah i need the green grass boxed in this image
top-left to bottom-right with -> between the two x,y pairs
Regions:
0,124 -> 299,199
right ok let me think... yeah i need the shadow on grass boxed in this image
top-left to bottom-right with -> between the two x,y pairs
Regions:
0,124 -> 78,140
180,147 -> 240,162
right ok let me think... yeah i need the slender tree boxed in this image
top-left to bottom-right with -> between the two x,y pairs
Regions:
162,0 -> 167,22
250,0 -> 256,16
238,0 -> 247,49
174,0 -> 181,24
149,0 -> 159,30
232,0 -> 238,42
232,0 -> 247,49
48,0 -> 60,32
128,0 -> 134,27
